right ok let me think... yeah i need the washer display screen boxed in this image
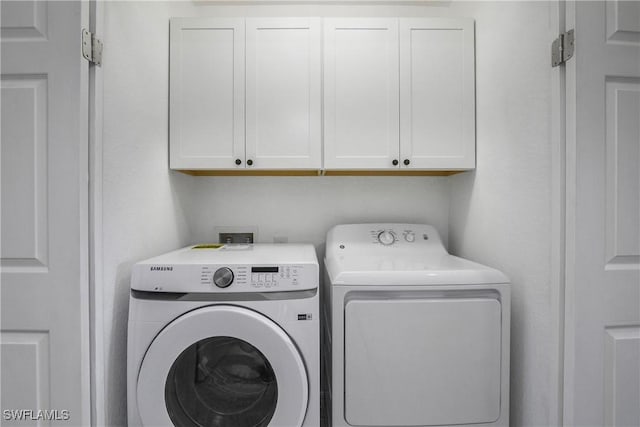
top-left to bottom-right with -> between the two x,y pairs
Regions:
165,336 -> 278,427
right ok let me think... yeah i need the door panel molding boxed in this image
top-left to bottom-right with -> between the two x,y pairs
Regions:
0,75 -> 49,272
0,0 -> 48,40
604,77 -> 640,269
606,0 -> 640,45
0,331 -> 51,415
604,325 -> 640,427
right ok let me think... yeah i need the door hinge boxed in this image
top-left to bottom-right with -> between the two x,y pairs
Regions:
551,29 -> 574,67
82,29 -> 102,66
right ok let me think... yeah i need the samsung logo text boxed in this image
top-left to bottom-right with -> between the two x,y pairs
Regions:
150,266 -> 173,271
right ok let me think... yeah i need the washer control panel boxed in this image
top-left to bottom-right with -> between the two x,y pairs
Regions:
132,244 -> 318,293
139,263 -> 315,293
198,264 -> 309,291
249,265 -> 301,289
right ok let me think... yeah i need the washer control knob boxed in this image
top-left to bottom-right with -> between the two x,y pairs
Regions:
213,267 -> 234,288
377,230 -> 396,246
405,232 -> 415,242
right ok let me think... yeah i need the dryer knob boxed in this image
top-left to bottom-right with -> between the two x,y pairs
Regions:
213,267 -> 234,288
377,230 -> 396,246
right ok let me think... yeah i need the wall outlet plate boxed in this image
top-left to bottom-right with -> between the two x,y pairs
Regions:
219,232 -> 254,244
214,226 -> 258,244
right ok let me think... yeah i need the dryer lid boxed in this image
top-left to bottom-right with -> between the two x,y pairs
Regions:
325,224 -> 509,286
325,253 -> 509,286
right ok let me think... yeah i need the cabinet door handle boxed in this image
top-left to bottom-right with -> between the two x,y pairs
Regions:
235,159 -> 242,165
392,159 -> 399,166
247,159 -> 253,166
403,159 -> 411,166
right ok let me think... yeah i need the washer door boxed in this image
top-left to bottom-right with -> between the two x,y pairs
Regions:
137,305 -> 308,427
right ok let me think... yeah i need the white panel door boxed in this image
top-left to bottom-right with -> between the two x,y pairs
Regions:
565,2 -> 640,426
169,18 -> 244,169
246,18 -> 321,170
399,18 -> 475,170
1,1 -> 90,425
324,18 -> 400,170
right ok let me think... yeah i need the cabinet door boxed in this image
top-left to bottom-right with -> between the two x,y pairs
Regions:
169,18 -> 245,169
324,18 -> 400,170
399,18 -> 475,169
246,18 -> 321,170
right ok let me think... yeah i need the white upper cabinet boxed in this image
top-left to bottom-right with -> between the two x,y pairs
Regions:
324,17 -> 475,171
246,18 -> 322,170
324,18 -> 400,170
169,18 -> 245,169
399,18 -> 475,170
170,17 -> 475,173
170,17 -> 321,171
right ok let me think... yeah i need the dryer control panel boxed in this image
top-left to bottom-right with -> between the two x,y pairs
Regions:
371,228 -> 426,246
327,223 -> 447,251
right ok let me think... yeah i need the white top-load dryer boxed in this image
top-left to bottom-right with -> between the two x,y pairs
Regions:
323,224 -> 510,427
128,244 -> 319,427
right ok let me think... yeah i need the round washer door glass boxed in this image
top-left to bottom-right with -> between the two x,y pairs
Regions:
136,305 -> 308,427
165,336 -> 277,427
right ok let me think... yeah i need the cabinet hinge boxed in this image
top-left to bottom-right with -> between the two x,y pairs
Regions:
82,29 -> 103,66
551,29 -> 574,67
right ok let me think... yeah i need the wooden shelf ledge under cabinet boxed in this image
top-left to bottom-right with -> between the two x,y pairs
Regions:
176,170 -> 322,176
176,169 -> 468,177
322,170 -> 466,176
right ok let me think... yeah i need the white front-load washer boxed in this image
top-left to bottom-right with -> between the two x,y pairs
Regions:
127,244 -> 319,427
323,224 -> 510,427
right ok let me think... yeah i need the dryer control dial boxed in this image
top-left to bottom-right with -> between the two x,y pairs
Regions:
377,230 -> 396,246
213,267 -> 234,288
